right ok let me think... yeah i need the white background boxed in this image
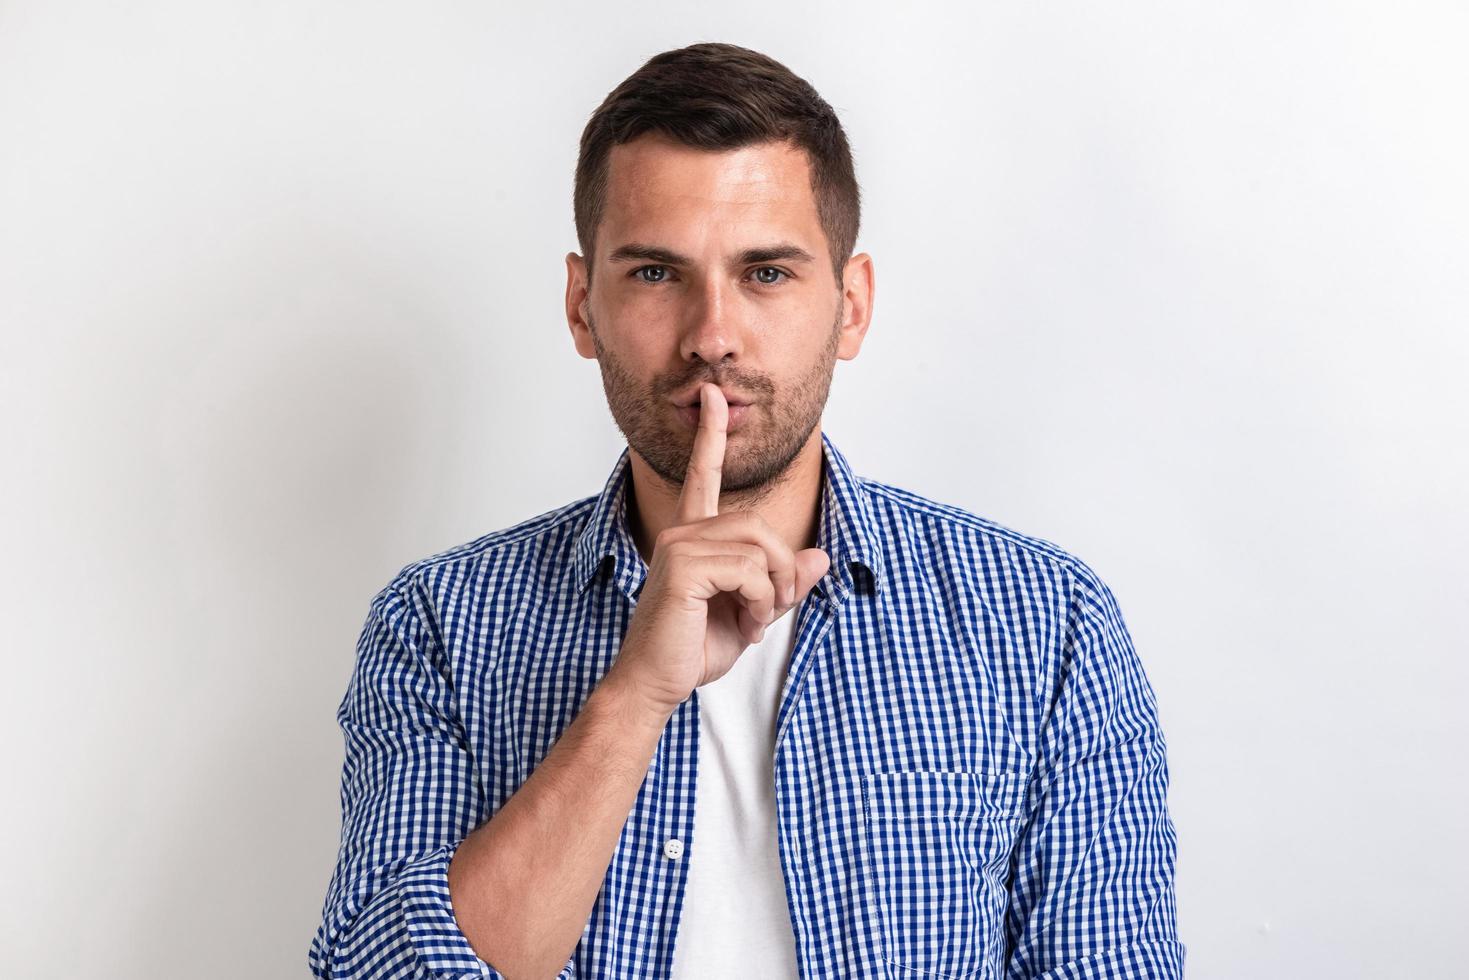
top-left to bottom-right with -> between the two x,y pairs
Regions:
2,2 -> 1465,977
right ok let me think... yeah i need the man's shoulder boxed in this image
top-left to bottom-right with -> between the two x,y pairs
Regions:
860,477 -> 1133,647
859,476 -> 1103,591
368,472 -> 1113,607
375,492 -> 599,597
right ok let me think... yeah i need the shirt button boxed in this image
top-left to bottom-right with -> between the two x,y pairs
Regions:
663,837 -> 684,860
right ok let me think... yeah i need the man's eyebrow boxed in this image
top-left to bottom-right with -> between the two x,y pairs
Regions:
607,243 -> 695,266
736,243 -> 817,265
606,242 -> 818,267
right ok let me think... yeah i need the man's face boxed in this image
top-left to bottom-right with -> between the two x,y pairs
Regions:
566,133 -> 871,494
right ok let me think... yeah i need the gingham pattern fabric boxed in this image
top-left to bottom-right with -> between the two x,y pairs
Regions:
309,431 -> 1185,979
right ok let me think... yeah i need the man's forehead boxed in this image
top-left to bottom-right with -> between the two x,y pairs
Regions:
600,135 -> 822,247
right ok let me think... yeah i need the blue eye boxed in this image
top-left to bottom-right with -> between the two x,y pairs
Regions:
633,265 -> 671,284
629,265 -> 791,286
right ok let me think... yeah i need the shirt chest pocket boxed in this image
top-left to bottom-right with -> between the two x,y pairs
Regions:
862,769 -> 1027,979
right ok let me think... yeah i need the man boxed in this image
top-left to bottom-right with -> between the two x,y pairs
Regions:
309,41 -> 1184,980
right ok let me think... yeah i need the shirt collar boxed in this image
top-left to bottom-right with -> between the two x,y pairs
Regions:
574,430 -> 887,601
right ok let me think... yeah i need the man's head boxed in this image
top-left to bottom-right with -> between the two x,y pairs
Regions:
565,42 -> 874,498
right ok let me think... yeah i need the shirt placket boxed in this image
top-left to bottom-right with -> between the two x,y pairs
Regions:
771,581 -> 848,979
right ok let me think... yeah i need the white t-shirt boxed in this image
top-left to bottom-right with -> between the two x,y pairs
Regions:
667,603 -> 801,978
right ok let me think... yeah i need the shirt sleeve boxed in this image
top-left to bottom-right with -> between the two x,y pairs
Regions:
1002,560 -> 1187,979
308,581 -> 577,980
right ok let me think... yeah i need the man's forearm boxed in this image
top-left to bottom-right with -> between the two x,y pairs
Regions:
446,663 -> 674,979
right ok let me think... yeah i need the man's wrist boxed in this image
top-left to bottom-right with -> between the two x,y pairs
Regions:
596,664 -> 679,732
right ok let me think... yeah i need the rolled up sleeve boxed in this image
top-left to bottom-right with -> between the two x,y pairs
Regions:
1003,561 -> 1186,979
308,581 -> 575,979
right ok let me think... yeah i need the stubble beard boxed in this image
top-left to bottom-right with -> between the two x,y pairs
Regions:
587,303 -> 843,503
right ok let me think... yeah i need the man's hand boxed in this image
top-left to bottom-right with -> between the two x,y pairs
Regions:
607,382 -> 831,713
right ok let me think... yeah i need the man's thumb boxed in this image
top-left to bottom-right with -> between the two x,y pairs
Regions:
794,548 -> 832,599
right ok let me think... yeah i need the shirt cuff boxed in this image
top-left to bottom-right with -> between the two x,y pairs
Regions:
401,839 -> 577,980
1025,940 -> 1186,980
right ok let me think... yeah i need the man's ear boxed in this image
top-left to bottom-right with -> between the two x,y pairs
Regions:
565,252 -> 597,359
836,251 -> 874,362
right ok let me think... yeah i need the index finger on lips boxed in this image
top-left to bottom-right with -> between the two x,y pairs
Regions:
674,382 -> 727,525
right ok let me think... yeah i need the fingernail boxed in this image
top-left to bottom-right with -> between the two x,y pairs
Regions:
785,584 -> 795,606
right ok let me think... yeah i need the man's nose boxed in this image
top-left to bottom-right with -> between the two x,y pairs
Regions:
679,275 -> 743,365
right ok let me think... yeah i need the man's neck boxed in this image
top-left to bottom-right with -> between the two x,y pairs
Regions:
625,427 -> 826,568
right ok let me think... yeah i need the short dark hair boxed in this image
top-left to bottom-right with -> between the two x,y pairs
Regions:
574,42 -> 861,289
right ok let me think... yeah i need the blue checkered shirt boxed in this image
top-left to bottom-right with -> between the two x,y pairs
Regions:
309,431 -> 1185,978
